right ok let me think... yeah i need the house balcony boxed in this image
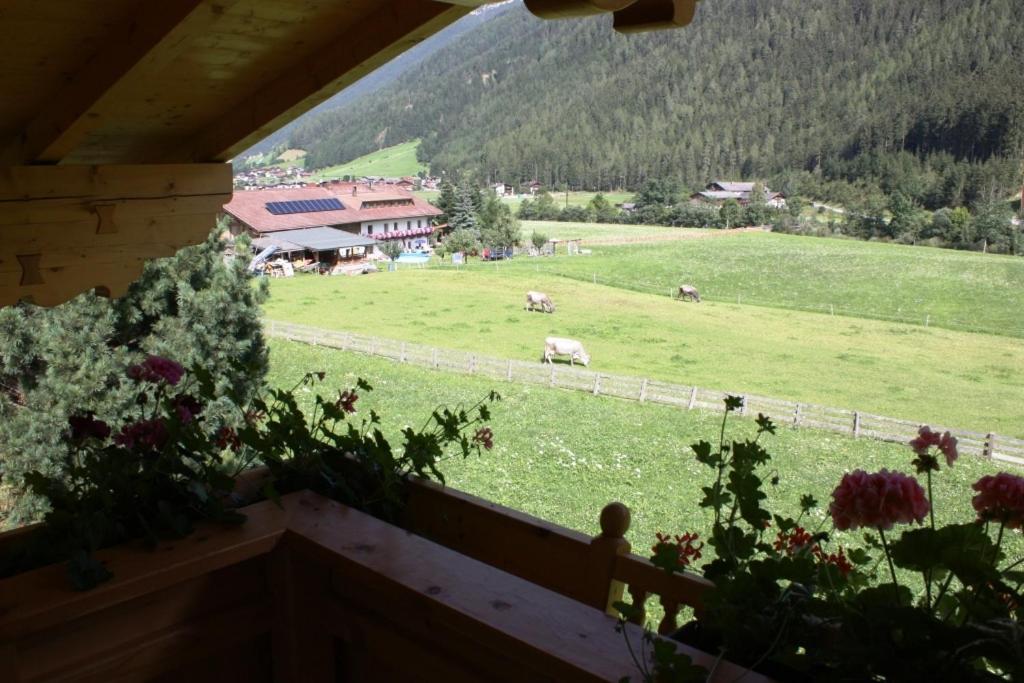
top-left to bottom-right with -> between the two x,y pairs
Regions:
0,478 -> 765,682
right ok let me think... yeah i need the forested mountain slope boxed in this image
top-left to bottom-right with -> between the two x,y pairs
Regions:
236,2 -> 514,160
290,0 -> 1022,201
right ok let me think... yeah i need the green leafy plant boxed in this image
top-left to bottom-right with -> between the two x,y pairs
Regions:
0,357 -> 498,590
621,398 -> 1023,682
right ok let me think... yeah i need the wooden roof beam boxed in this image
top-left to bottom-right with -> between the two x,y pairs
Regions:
0,0 -> 242,165
524,0 -> 699,32
181,0 -> 472,163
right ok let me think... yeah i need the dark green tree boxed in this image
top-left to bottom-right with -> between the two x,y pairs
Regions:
588,193 -> 619,223
533,191 -> 559,221
433,179 -> 458,222
445,229 -> 479,255
0,230 -> 268,524
448,186 -> 481,234
479,197 -> 521,250
719,199 -> 743,229
530,231 -> 548,250
635,178 -> 681,208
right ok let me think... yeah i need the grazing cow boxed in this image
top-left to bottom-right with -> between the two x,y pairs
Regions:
543,337 -> 590,367
525,290 -> 556,313
677,284 -> 701,302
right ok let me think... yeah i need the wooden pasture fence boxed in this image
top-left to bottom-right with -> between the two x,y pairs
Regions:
266,320 -> 1024,468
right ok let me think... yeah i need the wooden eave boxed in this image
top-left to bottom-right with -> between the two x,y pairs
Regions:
0,0 -> 698,307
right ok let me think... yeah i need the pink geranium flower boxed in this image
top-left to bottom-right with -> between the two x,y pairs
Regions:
127,356 -> 185,386
971,472 -> 1024,529
909,425 -> 958,468
829,469 -> 930,531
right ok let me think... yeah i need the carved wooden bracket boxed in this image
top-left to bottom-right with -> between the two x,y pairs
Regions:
524,0 -> 635,20
613,0 -> 698,33
524,0 -> 699,32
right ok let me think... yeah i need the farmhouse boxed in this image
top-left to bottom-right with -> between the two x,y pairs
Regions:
222,182 -> 442,265
691,180 -> 787,208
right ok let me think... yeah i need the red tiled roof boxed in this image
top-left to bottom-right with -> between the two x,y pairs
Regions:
222,184 -> 441,233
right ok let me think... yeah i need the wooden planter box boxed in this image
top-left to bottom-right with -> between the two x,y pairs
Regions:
0,483 -> 767,682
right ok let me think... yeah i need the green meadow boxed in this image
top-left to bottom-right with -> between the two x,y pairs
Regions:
267,340 -> 1022,557
263,266 -> 1024,436
471,226 -> 1024,338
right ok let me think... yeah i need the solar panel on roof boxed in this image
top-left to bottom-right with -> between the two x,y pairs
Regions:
265,197 -> 344,215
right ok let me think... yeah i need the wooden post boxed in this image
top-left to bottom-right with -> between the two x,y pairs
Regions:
984,433 -> 996,458
794,404 -> 803,426
312,335 -> 318,346
468,355 -> 476,373
400,342 -> 406,363
270,320 -> 276,335
740,395 -> 748,415
639,379 -> 648,402
583,502 -> 632,616
432,348 -> 439,368
549,365 -> 556,388
268,545 -> 335,683
853,411 -> 861,438
593,374 -> 602,395
687,386 -> 698,410
369,338 -> 377,355
506,359 -> 513,381
342,333 -> 350,351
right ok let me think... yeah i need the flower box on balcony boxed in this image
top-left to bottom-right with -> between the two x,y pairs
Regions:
0,484 -> 766,682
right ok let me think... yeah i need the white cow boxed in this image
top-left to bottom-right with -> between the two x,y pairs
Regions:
525,290 -> 555,313
543,337 -> 590,367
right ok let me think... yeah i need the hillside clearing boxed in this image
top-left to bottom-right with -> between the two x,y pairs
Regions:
308,140 -> 426,180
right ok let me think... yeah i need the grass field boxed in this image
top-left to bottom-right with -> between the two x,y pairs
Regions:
471,227 -> 1024,337
520,220 -> 699,241
308,140 -> 426,180
267,339 -> 1023,559
263,269 -> 1024,436
499,190 -> 634,213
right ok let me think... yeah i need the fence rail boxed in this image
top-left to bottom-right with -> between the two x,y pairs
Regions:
266,320 -> 1024,467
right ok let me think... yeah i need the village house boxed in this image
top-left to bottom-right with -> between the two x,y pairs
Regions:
222,181 -> 442,268
691,180 -> 787,208
491,181 -> 513,196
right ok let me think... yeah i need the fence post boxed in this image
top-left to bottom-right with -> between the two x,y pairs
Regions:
593,374 -> 602,396
925,314 -> 930,327
400,342 -> 406,363
853,411 -> 861,438
469,355 -> 476,373
550,365 -> 556,388
369,338 -> 376,355
506,359 -> 513,381
639,379 -> 648,402
270,320 -> 276,335
583,502 -> 632,616
984,433 -> 995,458
794,404 -> 802,426
687,386 -> 698,410
432,348 -> 439,368
740,395 -> 748,415
312,335 -> 318,346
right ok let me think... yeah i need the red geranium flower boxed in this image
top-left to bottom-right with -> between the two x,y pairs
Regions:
336,390 -> 358,414
216,426 -> 242,452
828,469 -> 929,531
68,413 -> 111,441
114,418 -> 168,450
472,426 -> 494,450
909,425 -> 958,467
127,356 -> 185,386
971,472 -> 1024,529
173,395 -> 203,424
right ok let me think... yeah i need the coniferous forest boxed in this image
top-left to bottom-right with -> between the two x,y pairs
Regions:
288,0 -> 1023,211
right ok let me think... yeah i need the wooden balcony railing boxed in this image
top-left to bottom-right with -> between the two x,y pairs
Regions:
0,485 -> 765,682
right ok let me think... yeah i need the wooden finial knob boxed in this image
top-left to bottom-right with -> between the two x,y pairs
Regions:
599,502 -> 630,538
